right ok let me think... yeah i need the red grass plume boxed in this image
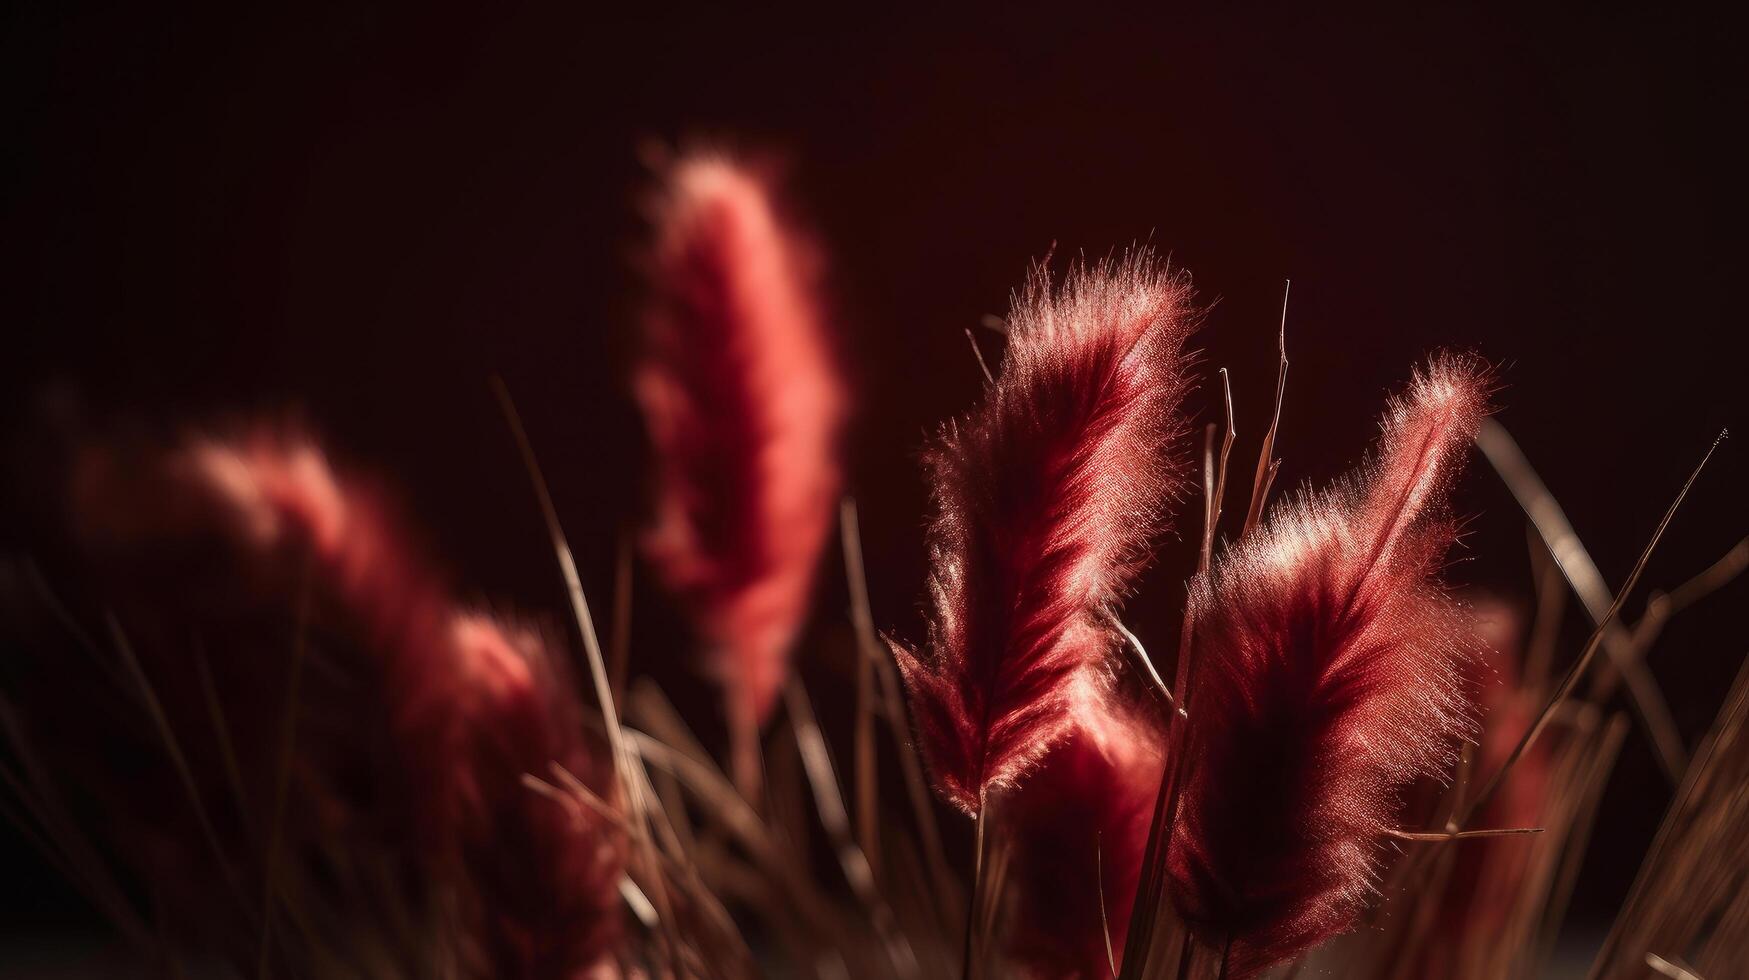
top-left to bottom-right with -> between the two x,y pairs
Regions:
635,151 -> 845,728
1003,678 -> 1167,978
1165,355 -> 1490,977
44,425 -> 622,976
892,251 -> 1196,815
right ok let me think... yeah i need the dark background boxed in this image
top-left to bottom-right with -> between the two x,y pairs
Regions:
3,4 -> 1743,970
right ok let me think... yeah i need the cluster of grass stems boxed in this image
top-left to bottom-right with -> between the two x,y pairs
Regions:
1,155 -> 1743,978
3,371 -> 1741,979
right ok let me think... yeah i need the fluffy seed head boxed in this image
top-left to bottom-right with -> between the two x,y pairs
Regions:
636,151 -> 845,724
893,250 -> 1196,814
51,425 -> 622,975
1166,355 -> 1491,976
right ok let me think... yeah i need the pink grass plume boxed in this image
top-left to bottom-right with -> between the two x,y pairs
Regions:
891,250 -> 1197,816
59,425 -> 622,975
1165,355 -> 1491,977
635,151 -> 845,744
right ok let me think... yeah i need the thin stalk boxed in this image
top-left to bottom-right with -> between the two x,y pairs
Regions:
964,328 -> 996,385
1199,420 -> 1219,573
1097,835 -> 1117,979
1590,654 -> 1749,977
1242,280 -> 1290,538
1122,410 -> 1227,977
1536,713 -> 1628,973
1111,614 -> 1181,713
1174,932 -> 1195,980
1623,534 -> 1749,665
842,501 -> 958,922
842,499 -> 882,874
1204,370 -> 1236,572
785,678 -> 917,978
1655,534 -> 1749,614
624,728 -> 842,941
490,378 -> 630,782
1523,527 -> 1570,694
1644,953 -> 1703,980
1382,826 -> 1543,841
727,693 -> 764,807
963,788 -> 989,980
1476,418 -> 1689,783
489,376 -> 683,969
1460,430 -> 1725,827
609,529 -> 634,711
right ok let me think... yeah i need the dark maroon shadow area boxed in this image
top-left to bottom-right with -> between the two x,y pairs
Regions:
2,4 -> 1742,963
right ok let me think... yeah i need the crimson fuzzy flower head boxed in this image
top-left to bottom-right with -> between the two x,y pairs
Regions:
49,425 -> 623,976
893,250 -> 1198,816
635,151 -> 846,726
1166,355 -> 1492,978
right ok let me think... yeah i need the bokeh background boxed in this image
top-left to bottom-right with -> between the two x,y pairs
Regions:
3,6 -> 1742,973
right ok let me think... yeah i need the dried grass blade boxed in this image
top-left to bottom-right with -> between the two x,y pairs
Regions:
1461,430 -> 1724,827
1241,281 -> 1289,538
1476,418 -> 1690,782
784,677 -> 919,977
964,328 -> 996,385
842,501 -> 959,924
1524,528 -> 1570,693
1098,835 -> 1118,979
627,727 -> 846,946
610,529 -> 634,711
489,376 -> 680,966
1590,650 -> 1749,979
842,498 -> 882,875
1645,953 -> 1705,980
1628,534 -> 1749,658
1536,713 -> 1629,971
1122,412 -> 1225,978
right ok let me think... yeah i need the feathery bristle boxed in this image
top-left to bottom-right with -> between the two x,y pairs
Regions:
43,426 -> 622,976
1003,677 -> 1166,978
636,151 -> 845,725
893,251 -> 1196,815
1166,355 -> 1490,976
